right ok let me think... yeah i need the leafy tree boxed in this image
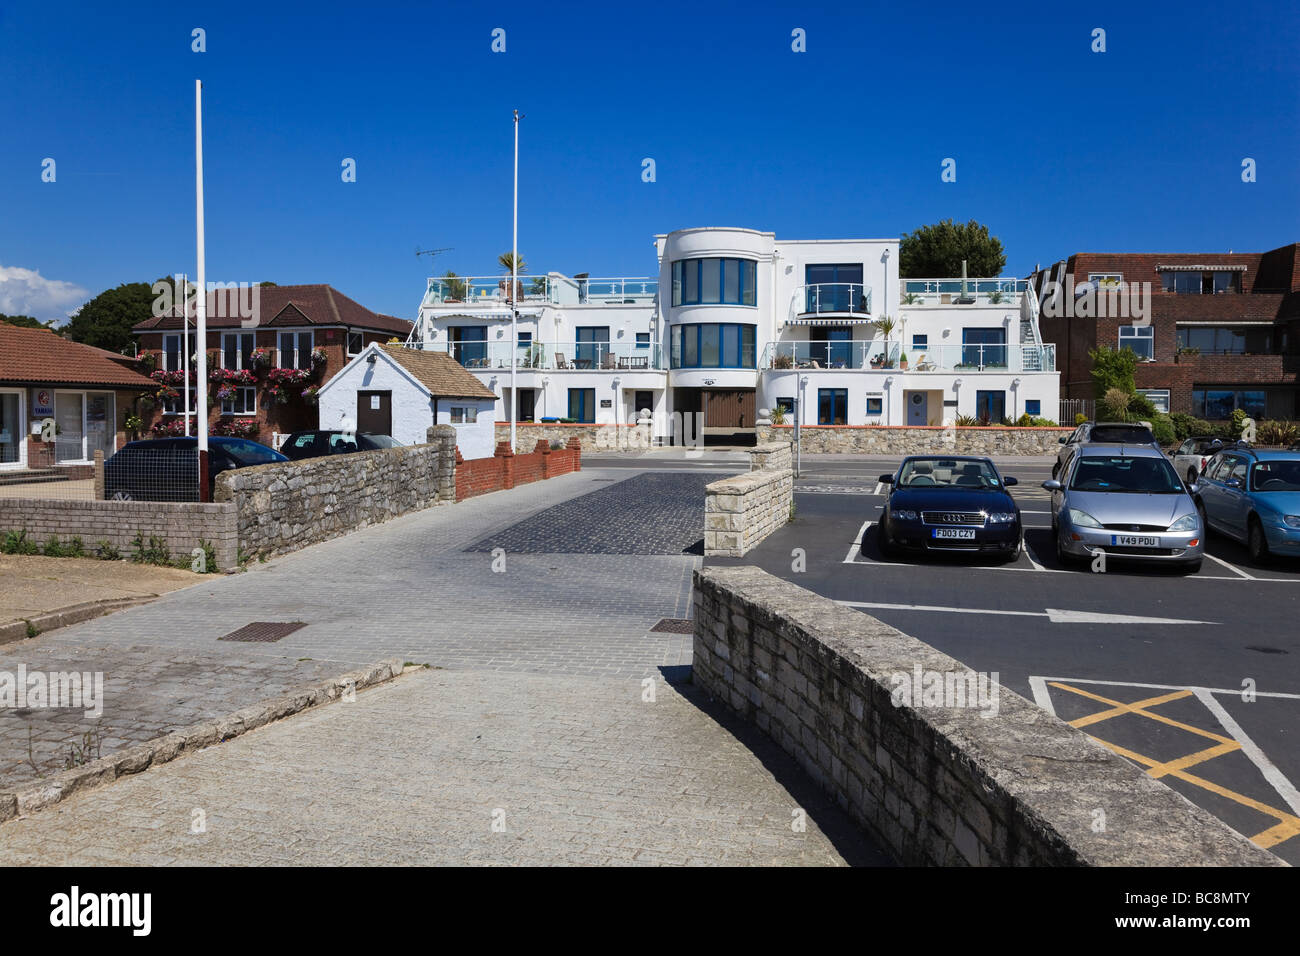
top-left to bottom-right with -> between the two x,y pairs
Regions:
440,271 -> 467,299
899,219 -> 1007,277
63,280 -> 174,354
0,314 -> 55,330
498,252 -> 526,274
1087,345 -> 1137,399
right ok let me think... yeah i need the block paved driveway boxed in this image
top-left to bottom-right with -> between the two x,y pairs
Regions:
1,466 -> 887,865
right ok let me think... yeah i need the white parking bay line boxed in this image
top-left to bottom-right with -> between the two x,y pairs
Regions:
1027,676 -> 1057,717
843,521 -> 871,564
836,601 -> 1216,625
871,481 -> 885,495
1195,688 -> 1300,817
1204,553 -> 1256,580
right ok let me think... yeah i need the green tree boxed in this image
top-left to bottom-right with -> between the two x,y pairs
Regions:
498,252 -> 526,274
63,280 -> 172,354
0,314 -> 56,330
899,219 -> 1007,277
1087,345 -> 1137,399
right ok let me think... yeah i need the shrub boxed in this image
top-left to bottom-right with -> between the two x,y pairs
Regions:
42,536 -> 67,557
1088,345 -> 1137,398
955,414 -> 980,426
1149,414 -> 1176,446
95,539 -> 121,560
2,530 -> 40,555
1256,420 -> 1299,446
130,532 -> 171,566
1075,413 -> 1088,425
1098,388 -> 1132,421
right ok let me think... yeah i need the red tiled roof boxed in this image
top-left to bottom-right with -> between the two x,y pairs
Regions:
0,323 -> 154,388
133,284 -> 412,336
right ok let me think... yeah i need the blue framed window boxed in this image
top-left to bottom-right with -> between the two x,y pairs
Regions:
575,326 -> 609,367
568,388 -> 595,423
1025,399 -> 1041,416
911,333 -> 928,350
817,389 -> 848,425
776,396 -> 795,416
804,263 -> 865,314
810,326 -> 853,368
671,258 -> 757,306
669,324 -> 757,369
449,326 -> 487,367
636,332 -> 649,350
962,328 -> 1007,368
975,390 -> 1006,423
866,395 -> 883,416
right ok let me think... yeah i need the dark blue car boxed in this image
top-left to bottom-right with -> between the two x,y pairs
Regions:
876,455 -> 1022,561
104,436 -> 287,502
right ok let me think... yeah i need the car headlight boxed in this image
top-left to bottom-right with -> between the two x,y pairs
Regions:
892,510 -> 918,521
987,512 -> 1017,523
1068,508 -> 1102,528
1284,515 -> 1300,529
1168,513 -> 1198,532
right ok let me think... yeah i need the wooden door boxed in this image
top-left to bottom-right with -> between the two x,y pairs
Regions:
704,389 -> 756,428
357,390 -> 392,436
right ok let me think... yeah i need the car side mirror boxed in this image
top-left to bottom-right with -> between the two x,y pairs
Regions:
1058,436 -> 1068,444
1003,477 -> 1018,486
878,474 -> 894,484
1188,482 -> 1202,495
1042,479 -> 1062,491
1225,477 -> 1243,489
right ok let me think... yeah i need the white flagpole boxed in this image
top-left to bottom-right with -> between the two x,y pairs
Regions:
510,109 -> 520,454
180,273 -> 190,435
195,80 -> 210,496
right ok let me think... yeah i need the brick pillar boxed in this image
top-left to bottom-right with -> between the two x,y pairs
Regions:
536,439 -> 551,478
567,436 -> 581,472
93,450 -> 105,499
495,440 -> 515,490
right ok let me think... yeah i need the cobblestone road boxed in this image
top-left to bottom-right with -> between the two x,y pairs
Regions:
0,669 -> 885,865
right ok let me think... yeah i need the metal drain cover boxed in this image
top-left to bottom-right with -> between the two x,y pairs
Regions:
651,618 -> 694,634
219,621 -> 307,643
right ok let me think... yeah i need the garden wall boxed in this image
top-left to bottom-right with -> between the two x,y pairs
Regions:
757,424 -> 1072,455
455,438 -> 581,502
494,422 -> 654,451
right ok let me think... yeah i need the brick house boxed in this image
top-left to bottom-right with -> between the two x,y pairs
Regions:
1031,244 -> 1300,419
0,322 -> 155,476
132,284 -> 412,446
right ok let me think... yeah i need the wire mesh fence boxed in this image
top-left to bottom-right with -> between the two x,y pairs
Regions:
0,444 -> 201,502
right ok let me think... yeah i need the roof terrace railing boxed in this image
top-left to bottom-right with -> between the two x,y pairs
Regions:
421,275 -> 658,308
902,278 -> 1027,305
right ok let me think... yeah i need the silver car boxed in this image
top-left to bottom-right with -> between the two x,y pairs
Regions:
1043,443 -> 1204,573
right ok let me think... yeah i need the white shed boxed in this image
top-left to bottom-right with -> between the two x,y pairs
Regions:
316,343 -> 498,459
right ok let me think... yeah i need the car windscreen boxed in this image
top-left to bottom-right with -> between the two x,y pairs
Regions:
1251,460 -> 1300,492
361,434 -> 402,448
897,459 -> 1001,489
217,439 -> 285,465
1070,455 -> 1184,493
1089,425 -> 1155,444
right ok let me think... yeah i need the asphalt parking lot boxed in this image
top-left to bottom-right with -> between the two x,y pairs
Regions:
706,454 -> 1300,864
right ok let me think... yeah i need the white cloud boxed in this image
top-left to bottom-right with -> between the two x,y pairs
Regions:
0,265 -> 90,323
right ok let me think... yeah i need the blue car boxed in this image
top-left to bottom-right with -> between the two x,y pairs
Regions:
876,455 -> 1022,561
1194,448 -> 1300,563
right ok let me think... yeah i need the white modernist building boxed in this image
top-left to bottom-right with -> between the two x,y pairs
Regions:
404,227 -> 1059,440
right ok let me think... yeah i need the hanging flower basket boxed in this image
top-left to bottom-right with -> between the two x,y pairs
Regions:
213,418 -> 259,439
151,418 -> 187,437
249,347 -> 272,369
310,346 -> 328,368
301,385 -> 320,405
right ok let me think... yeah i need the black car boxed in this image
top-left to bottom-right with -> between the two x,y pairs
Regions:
875,456 -> 1022,561
104,436 -> 287,502
280,430 -> 403,461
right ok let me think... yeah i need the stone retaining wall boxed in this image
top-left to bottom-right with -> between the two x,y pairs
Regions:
494,422 -> 654,451
0,498 -> 238,571
691,566 -> 1281,867
703,442 -> 794,558
758,424 -> 1072,455
215,438 -> 453,560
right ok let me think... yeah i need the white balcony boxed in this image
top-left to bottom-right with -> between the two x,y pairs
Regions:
902,278 -> 1027,306
760,340 -> 1055,372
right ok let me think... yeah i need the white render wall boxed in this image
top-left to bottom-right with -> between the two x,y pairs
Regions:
434,399 -> 497,459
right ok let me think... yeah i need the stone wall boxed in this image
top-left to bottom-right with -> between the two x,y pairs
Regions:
703,442 -> 794,558
757,424 -> 1072,455
692,566 -> 1280,866
0,498 -> 238,571
215,438 -> 453,560
494,422 -> 654,451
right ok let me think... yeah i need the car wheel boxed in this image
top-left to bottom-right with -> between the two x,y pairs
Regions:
1054,532 -> 1075,569
110,491 -> 133,501
877,523 -> 897,559
1247,517 -> 1270,565
1195,501 -> 1208,536
1001,534 -> 1023,564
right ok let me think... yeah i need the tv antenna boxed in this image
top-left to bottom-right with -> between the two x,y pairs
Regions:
416,246 -> 454,264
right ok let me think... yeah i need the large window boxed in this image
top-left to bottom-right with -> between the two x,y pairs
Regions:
568,388 -> 595,423
961,328 -> 1007,368
222,332 -> 255,370
449,326 -> 487,367
1119,324 -> 1154,360
162,332 -> 196,372
1191,389 -> 1266,420
975,390 -> 1006,423
671,258 -> 757,306
669,324 -> 757,369
804,264 -> 865,314
1161,270 -> 1242,293
221,387 -> 257,415
576,327 -> 610,367
1137,389 -> 1170,413
278,331 -> 313,369
817,389 -> 848,425
1176,326 -> 1273,355
53,391 -> 115,463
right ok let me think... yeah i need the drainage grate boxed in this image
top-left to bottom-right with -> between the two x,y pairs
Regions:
650,618 -> 695,634
218,621 -> 307,643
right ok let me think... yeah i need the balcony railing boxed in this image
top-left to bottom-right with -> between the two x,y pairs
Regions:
902,278 -> 1027,305
422,275 -> 658,308
760,340 -> 1055,372
795,283 -> 872,316
413,340 -> 664,371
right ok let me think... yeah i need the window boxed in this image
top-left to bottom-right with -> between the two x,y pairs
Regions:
776,396 -> 795,416
669,324 -> 757,368
975,390 -> 1006,423
278,331 -> 313,369
347,331 -> 364,357
817,388 -> 848,425
911,333 -> 928,351
568,388 -> 595,423
671,258 -> 758,306
1137,389 -> 1170,413
1191,389 -> 1266,419
576,327 -> 610,367
865,395 -> 883,417
162,332 -> 196,372
1087,273 -> 1124,290
221,387 -> 256,415
804,263 -> 866,314
222,332 -> 255,370
162,388 -> 198,416
450,406 -> 478,424
636,332 -> 650,350
53,391 -> 115,463
449,326 -> 487,366
1176,326 -> 1272,355
1161,270 -> 1242,293
962,328 -> 1007,368
1119,324 -> 1154,360
1025,399 -> 1042,416
633,390 -> 653,415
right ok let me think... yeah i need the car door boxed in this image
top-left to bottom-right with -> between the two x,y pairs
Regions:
1220,455 -> 1252,539
1172,440 -> 1194,476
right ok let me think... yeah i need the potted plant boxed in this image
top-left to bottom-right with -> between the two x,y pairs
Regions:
899,352 -> 909,370
772,353 -> 794,369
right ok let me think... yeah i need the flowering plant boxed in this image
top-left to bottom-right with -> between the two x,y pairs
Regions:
151,418 -> 188,437
210,367 -> 257,386
213,418 -> 259,439
310,346 -> 328,367
249,347 -> 272,368
151,369 -> 188,386
301,385 -> 320,404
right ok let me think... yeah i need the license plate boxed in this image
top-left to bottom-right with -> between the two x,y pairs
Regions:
933,528 -> 976,540
1111,534 -> 1158,547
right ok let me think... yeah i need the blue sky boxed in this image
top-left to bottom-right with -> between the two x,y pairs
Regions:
1,0 -> 1296,322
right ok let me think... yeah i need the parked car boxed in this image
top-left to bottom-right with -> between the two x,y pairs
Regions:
1054,421 -> 1159,477
104,436 -> 287,502
280,430 -> 403,461
875,456 -> 1022,562
1043,443 -> 1204,572
1194,448 -> 1300,563
1170,436 -> 1227,484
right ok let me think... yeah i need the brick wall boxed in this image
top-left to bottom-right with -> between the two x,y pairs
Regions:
692,566 -> 1282,866
0,498 -> 237,570
454,438 -> 581,503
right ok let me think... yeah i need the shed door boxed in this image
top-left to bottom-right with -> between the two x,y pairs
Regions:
357,390 -> 392,436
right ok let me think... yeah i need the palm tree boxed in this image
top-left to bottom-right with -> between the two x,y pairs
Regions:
874,315 -> 898,367
498,252 -> 526,274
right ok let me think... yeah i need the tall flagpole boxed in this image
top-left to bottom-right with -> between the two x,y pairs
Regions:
195,80 -> 210,499
180,273 -> 190,435
510,109 -> 520,454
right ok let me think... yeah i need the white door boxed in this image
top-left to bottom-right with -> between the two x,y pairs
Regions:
907,391 -> 928,426
55,392 -> 85,462
0,391 -> 24,468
